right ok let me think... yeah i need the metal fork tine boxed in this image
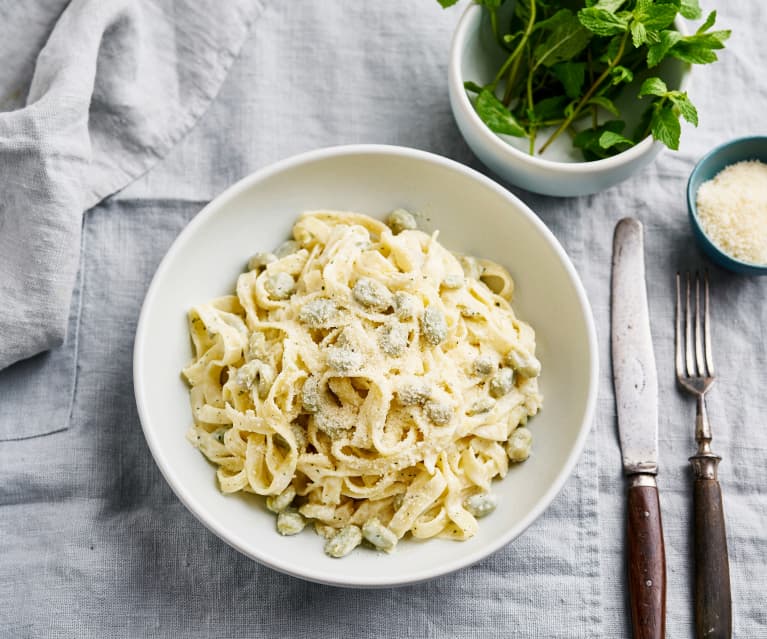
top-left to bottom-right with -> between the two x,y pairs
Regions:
675,272 -> 684,378
694,272 -> 705,377
675,271 -> 729,637
704,270 -> 715,376
685,272 -> 695,377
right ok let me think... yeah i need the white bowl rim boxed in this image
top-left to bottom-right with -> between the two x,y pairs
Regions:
449,3 -> 690,173
133,144 -> 600,587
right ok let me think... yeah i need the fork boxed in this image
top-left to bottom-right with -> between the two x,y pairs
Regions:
675,271 -> 732,639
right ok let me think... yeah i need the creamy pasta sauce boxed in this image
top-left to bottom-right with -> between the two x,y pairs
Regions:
182,210 -> 542,557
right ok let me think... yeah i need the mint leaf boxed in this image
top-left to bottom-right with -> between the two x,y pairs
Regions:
533,11 -> 592,68
630,21 -> 648,47
573,128 -> 602,158
669,19 -> 730,64
573,120 -> 628,160
588,95 -> 620,115
610,65 -> 634,85
633,2 -> 678,30
682,30 -> 731,50
669,41 -> 718,64
598,120 -> 624,133
436,0 -> 459,7
552,61 -> 586,98
668,92 -> 699,125
639,77 -> 668,97
586,0 -> 627,12
647,30 -> 682,67
578,8 -> 629,36
651,104 -> 681,149
531,96 -> 569,122
573,128 -> 601,152
680,0 -> 702,19
599,130 -> 634,149
475,89 -> 526,137
533,9 -> 573,33
696,10 -> 717,33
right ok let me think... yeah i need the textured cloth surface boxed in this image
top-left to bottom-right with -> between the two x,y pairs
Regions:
1,1 -> 766,637
0,0 -> 260,374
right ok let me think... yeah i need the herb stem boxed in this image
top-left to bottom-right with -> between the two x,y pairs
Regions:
520,118 -> 566,127
526,39 -> 537,155
587,49 -> 597,128
503,52 -> 523,105
639,97 -> 666,141
538,30 -> 630,155
519,111 -> 591,127
489,9 -> 502,50
526,67 -> 535,114
495,0 -> 536,99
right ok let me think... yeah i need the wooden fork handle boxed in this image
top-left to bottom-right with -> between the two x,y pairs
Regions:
627,478 -> 666,639
692,473 -> 732,639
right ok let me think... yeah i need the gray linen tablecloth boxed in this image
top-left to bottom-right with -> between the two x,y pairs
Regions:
1,1 -> 765,637
0,0 -> 260,437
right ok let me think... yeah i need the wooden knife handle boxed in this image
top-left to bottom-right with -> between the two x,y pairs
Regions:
693,478 -> 732,639
627,479 -> 666,639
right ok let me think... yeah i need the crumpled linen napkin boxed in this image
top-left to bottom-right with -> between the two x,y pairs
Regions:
0,0 -> 259,371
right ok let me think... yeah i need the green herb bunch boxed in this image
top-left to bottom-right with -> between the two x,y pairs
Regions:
439,0 -> 729,160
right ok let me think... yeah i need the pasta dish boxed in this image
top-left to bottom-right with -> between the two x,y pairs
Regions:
182,210 -> 542,557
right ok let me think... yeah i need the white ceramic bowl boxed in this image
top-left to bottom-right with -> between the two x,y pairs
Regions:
449,5 -> 690,196
134,145 -> 598,587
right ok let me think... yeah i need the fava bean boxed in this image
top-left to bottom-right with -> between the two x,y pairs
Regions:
386,209 -> 417,234
324,525 -> 362,558
276,509 -> 306,536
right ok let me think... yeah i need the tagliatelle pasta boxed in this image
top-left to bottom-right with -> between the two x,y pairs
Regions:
182,210 -> 542,557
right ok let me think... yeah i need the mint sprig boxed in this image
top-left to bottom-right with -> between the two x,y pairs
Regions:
637,76 -> 698,149
437,0 -> 730,160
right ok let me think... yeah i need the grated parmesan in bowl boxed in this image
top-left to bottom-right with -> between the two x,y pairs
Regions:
695,160 -> 767,265
687,136 -> 767,275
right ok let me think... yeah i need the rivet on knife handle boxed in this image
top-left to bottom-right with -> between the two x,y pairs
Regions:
627,475 -> 667,639
611,218 -> 666,639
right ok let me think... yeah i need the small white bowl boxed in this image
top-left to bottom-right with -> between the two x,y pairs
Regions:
134,145 -> 598,587
449,4 -> 690,196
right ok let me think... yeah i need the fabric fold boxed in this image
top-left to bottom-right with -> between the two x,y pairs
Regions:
0,0 -> 261,371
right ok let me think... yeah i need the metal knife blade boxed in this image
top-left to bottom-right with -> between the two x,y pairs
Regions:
612,218 -> 666,639
611,217 -> 659,476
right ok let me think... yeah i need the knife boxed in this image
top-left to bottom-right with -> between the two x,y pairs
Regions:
611,218 -> 666,639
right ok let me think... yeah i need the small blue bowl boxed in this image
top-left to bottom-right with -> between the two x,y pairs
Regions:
687,136 -> 767,275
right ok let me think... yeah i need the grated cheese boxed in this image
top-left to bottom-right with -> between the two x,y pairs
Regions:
696,160 -> 767,265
